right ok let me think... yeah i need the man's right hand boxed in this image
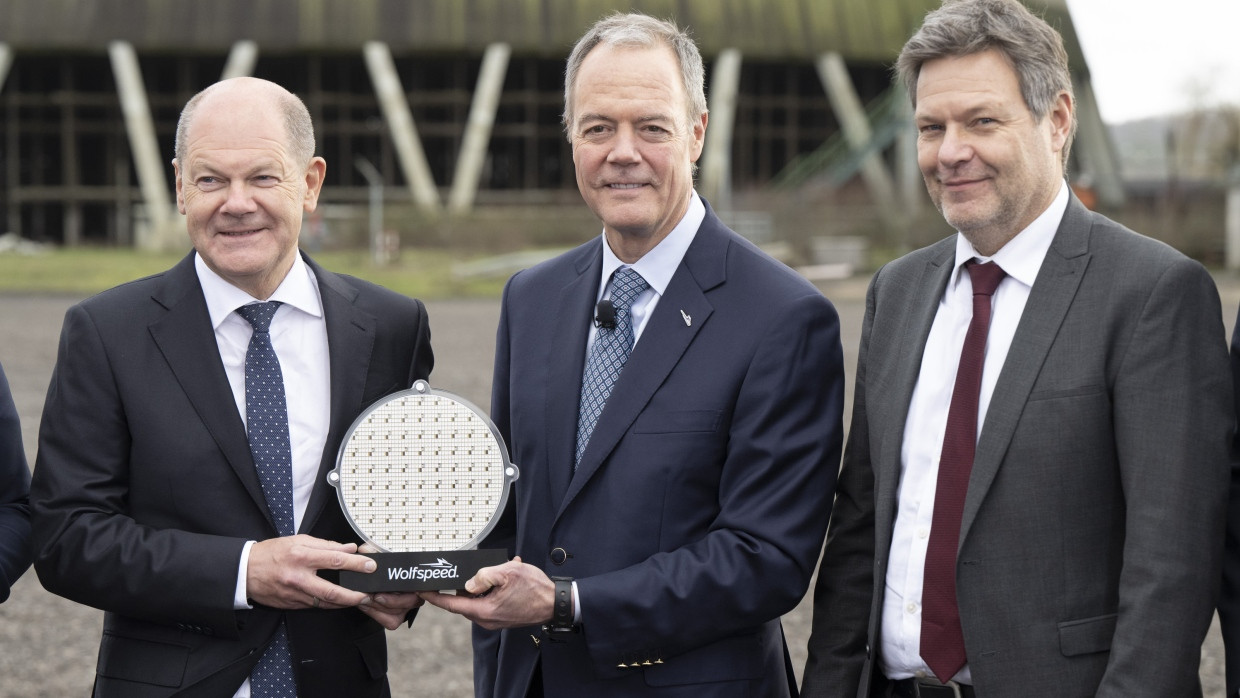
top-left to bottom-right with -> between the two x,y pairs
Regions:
246,535 -> 376,610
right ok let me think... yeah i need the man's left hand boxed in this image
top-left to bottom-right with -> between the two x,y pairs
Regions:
417,556 -> 554,630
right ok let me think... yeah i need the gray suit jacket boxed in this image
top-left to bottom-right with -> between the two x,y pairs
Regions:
803,195 -> 1232,698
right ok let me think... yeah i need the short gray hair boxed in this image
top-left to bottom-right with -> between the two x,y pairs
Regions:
896,0 -> 1077,167
174,79 -> 316,166
562,12 -> 707,141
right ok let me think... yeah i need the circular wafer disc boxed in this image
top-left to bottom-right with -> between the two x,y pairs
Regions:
330,380 -> 517,553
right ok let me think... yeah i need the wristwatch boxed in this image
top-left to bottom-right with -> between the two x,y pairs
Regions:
543,576 -> 578,635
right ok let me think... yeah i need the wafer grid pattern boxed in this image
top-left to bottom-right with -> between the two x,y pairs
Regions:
338,395 -> 506,552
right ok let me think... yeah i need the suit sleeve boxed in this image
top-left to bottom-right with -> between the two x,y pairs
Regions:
1219,301 -> 1240,697
0,361 -> 32,602
576,290 -> 846,663
1099,258 -> 1232,695
30,304 -> 246,635
801,269 -> 881,698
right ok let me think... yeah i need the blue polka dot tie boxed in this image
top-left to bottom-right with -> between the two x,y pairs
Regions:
236,301 -> 298,698
575,266 -> 649,468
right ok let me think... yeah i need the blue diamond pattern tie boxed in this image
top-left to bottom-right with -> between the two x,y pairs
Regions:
236,301 -> 298,698
575,267 -> 649,468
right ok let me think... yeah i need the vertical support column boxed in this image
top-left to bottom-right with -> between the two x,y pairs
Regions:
699,48 -> 741,208
1,43 -> 16,239
816,52 -> 901,227
363,41 -> 441,216
448,42 -> 510,214
1227,166 -> 1240,271
1071,75 -> 1125,208
895,94 -> 922,250
5,73 -> 18,236
222,40 -> 259,80
109,41 -> 177,251
0,43 -> 12,93
355,157 -> 388,266
61,79 -> 82,246
114,158 -> 133,246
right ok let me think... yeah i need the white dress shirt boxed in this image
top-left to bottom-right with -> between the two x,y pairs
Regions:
588,191 -> 704,349
880,181 -> 1069,684
195,252 -> 331,698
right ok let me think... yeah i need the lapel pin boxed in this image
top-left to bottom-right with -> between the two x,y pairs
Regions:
680,309 -> 692,327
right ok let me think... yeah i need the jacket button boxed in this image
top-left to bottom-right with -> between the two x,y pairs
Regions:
549,548 -> 567,565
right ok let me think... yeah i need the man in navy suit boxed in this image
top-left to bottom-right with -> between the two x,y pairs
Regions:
420,12 -> 845,697
31,77 -> 431,697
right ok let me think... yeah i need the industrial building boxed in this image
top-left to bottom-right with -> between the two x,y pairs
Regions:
0,0 -> 1118,252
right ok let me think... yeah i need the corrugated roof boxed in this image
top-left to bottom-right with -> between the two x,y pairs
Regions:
0,0 -> 1084,67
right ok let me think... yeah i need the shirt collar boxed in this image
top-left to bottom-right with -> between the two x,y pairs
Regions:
597,191 -> 704,298
195,251 -> 323,330
950,179 -> 1069,290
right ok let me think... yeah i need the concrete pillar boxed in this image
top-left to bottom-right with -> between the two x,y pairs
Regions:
699,49 -> 741,208
894,95 -> 923,249
1071,76 -> 1125,208
816,52 -> 901,226
363,41 -> 441,216
109,41 -> 178,251
448,42 -> 510,214
222,40 -> 259,80
0,43 -> 12,93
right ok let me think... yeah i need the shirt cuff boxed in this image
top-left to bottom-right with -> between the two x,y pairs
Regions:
572,580 -> 582,624
235,540 -> 255,610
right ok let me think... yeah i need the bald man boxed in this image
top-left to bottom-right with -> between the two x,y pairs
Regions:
31,77 -> 432,698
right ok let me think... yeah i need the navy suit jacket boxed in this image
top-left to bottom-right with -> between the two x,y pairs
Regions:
476,201 -> 846,697
30,251 -> 433,697
0,360 -> 32,601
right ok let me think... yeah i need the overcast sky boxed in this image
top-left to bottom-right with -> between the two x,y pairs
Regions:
1065,0 -> 1240,124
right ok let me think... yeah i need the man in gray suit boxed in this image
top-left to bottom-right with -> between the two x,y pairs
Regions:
802,0 -> 1232,696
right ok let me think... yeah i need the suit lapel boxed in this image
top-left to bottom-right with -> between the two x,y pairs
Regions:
557,215 -> 724,519
147,254 -> 274,526
545,242 -> 603,505
300,255 -> 377,534
960,198 -> 1092,543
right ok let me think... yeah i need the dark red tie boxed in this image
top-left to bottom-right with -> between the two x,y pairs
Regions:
920,259 -> 1007,682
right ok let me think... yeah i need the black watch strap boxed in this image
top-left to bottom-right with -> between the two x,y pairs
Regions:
545,576 -> 577,634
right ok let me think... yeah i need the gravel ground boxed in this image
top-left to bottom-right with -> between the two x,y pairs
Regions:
0,272 -> 1234,697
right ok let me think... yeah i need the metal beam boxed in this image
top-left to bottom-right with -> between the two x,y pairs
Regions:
363,41 -> 441,215
448,42 -> 510,214
699,48 -> 741,208
221,40 -> 259,79
355,157 -> 390,266
816,52 -> 901,226
109,41 -> 177,251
